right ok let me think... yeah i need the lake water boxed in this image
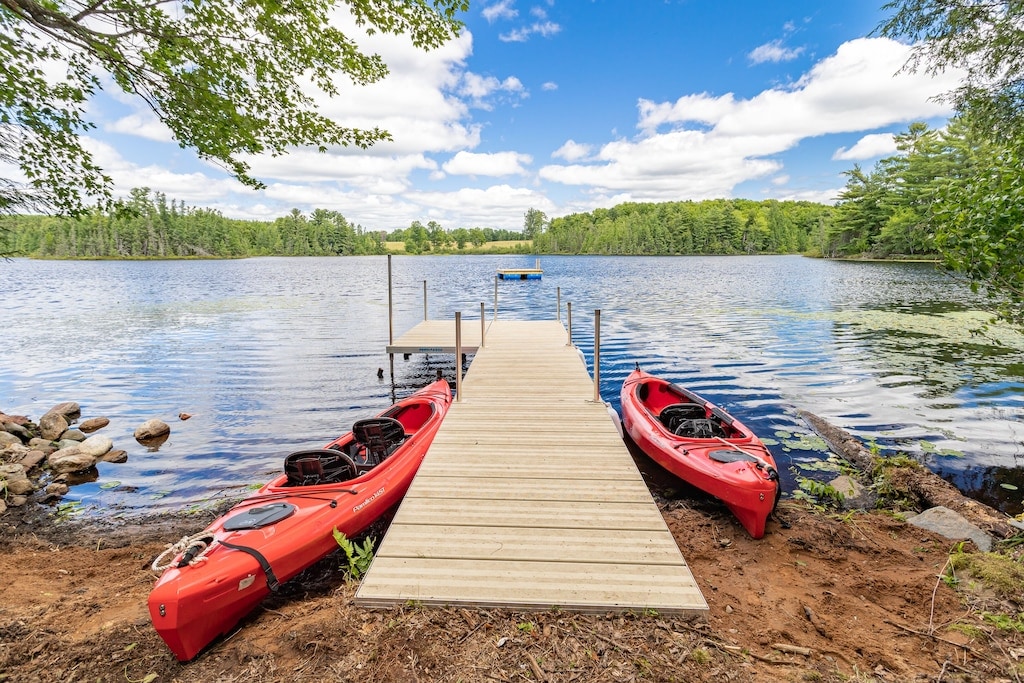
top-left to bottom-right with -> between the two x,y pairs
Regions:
2,255 -> 1022,518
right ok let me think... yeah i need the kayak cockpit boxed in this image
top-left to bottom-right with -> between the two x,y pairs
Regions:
282,401 -> 439,487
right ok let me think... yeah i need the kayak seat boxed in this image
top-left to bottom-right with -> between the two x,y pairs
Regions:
660,403 -> 727,439
659,403 -> 707,431
673,418 -> 724,439
284,449 -> 358,486
352,417 -> 406,467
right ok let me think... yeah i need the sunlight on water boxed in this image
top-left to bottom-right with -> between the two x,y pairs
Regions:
1,255 -> 1022,517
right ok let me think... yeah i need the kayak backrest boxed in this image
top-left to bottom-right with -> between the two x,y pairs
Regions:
284,449 -> 356,486
353,417 -> 406,466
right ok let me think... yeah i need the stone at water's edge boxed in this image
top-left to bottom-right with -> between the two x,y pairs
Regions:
47,447 -> 98,474
0,464 -> 34,495
3,422 -> 31,439
100,449 -> 128,463
79,417 -> 110,433
829,475 -> 877,510
0,432 -> 20,448
46,402 -> 81,421
906,506 -> 994,552
134,419 -> 170,442
39,412 -> 68,441
62,429 -> 86,442
78,434 -> 113,458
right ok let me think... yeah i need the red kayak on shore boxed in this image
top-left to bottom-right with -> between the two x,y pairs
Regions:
148,379 -> 452,661
620,366 -> 779,539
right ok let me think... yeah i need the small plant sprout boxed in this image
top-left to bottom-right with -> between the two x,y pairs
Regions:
333,527 -> 375,581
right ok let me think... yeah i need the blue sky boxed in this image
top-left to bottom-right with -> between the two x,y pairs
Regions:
36,1 -> 963,231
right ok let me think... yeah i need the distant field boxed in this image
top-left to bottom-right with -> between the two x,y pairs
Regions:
384,240 -> 531,252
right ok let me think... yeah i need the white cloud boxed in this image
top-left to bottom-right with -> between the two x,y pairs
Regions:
405,184 -> 556,228
542,81 -> 558,91
552,140 -> 593,162
540,37 -> 961,203
458,73 -> 526,110
482,0 -> 517,22
499,21 -> 561,42
833,133 -> 898,160
748,39 -> 805,64
106,111 -> 175,143
442,151 -> 532,176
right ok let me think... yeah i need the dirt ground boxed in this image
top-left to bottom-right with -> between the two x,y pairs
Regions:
1,492 -> 1022,683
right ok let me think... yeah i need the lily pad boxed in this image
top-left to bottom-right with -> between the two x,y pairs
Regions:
99,481 -> 121,490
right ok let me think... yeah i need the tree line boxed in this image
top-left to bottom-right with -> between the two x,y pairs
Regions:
0,188 -> 388,258
532,199 -> 830,256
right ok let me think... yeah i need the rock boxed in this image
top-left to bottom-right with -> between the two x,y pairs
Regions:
829,475 -> 877,510
18,450 -> 46,470
56,439 -> 83,451
62,429 -> 86,442
45,482 -> 69,497
3,422 -> 30,439
134,419 -> 170,443
0,498 -> 5,514
8,495 -> 27,507
46,402 -> 81,422
79,417 -> 110,433
39,412 -> 68,441
28,439 -> 57,454
0,464 -> 35,495
178,412 -> 192,421
2,443 -> 29,460
47,447 -> 98,474
0,432 -> 20,448
100,449 -> 128,464
0,412 -> 29,426
78,434 -> 113,458
906,506 -> 994,552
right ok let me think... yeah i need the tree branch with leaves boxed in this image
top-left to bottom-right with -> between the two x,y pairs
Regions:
0,0 -> 466,216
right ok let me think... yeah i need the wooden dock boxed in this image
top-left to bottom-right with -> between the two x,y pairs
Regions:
356,319 -> 708,615
497,258 -> 543,280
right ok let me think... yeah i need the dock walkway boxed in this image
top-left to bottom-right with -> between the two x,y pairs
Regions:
356,319 -> 707,614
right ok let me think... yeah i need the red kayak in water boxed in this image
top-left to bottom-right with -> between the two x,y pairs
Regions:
149,379 -> 452,661
620,366 -> 779,539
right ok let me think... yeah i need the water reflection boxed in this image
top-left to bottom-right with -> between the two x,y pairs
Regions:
1,255 -> 1022,517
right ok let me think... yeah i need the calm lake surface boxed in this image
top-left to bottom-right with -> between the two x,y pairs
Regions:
2,255 -> 1023,518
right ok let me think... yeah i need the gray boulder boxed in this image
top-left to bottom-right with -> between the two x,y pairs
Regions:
829,475 -> 877,510
906,506 -> 994,552
0,432 -> 20,448
78,434 -> 113,458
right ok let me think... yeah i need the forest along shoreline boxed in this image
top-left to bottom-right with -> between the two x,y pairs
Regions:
1,397 -> 1024,680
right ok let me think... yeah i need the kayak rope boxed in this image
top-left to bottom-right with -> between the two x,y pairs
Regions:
151,532 -> 217,573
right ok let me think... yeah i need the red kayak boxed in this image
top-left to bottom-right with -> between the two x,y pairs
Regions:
148,379 -> 452,661
620,366 -> 779,539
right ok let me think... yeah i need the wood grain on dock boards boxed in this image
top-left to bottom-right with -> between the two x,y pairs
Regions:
356,320 -> 708,615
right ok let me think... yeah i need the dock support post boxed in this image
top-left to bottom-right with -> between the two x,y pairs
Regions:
557,287 -> 561,323
387,255 -> 395,384
455,311 -> 462,402
480,302 -> 485,348
594,309 -> 601,403
493,276 -> 498,321
566,302 -> 572,346
423,280 -> 428,320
